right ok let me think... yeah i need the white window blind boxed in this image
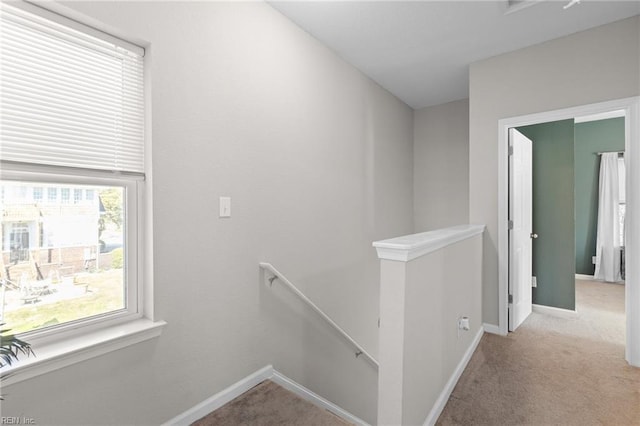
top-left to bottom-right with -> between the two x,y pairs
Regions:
0,3 -> 145,174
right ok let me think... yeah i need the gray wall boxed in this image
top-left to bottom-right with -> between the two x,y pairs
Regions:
470,16 -> 640,326
3,2 -> 414,424
414,99 -> 470,231
575,118 -> 625,275
518,120 -> 576,311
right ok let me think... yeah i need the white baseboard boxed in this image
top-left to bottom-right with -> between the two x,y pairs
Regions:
575,274 -> 625,285
532,303 -> 578,319
163,365 -> 368,426
163,365 -> 273,426
271,370 -> 369,425
482,323 -> 504,335
423,327 -> 484,426
575,274 -> 595,280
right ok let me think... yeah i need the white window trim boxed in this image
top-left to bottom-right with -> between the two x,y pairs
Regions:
1,319 -> 164,387
0,167 -> 165,386
0,1 -> 164,386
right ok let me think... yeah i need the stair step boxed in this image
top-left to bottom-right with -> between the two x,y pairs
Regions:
192,380 -> 352,426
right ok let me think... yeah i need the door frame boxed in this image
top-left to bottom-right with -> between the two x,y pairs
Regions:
497,96 -> 640,367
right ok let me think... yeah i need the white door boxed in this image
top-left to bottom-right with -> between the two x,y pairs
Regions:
509,128 -> 533,331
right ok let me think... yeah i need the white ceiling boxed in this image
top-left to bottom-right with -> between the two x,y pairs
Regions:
269,1 -> 640,109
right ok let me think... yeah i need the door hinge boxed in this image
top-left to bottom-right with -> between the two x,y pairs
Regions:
532,276 -> 537,288
508,220 -> 514,230
508,294 -> 513,304
508,145 -> 514,156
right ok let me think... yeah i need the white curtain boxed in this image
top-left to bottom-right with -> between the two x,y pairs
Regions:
594,153 -> 622,282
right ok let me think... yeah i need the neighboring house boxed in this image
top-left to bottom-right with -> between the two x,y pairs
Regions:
1,182 -> 101,277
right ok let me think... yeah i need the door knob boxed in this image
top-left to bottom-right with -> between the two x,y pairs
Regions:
530,233 -> 538,239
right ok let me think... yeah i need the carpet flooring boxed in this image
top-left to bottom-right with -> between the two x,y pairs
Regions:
191,380 -> 352,426
437,279 -> 640,425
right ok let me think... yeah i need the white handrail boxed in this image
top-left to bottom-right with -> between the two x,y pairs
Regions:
259,262 -> 379,369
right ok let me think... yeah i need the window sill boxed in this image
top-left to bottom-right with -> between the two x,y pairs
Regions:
0,318 -> 166,387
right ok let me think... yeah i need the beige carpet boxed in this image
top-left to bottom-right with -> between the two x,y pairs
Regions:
437,279 -> 640,425
192,380 -> 352,426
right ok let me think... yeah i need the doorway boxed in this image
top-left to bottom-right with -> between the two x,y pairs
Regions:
509,115 -> 626,328
497,97 -> 640,367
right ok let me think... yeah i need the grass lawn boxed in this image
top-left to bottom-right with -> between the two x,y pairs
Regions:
3,269 -> 125,334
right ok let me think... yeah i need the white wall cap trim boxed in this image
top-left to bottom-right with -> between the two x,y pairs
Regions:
373,224 -> 485,262
0,318 -> 166,387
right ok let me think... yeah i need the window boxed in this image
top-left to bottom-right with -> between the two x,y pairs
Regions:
0,1 -> 146,342
73,189 -> 82,204
47,187 -> 58,204
619,155 -> 626,246
61,188 -> 70,204
2,181 -> 127,333
15,185 -> 28,200
7,222 -> 30,263
33,187 -> 43,202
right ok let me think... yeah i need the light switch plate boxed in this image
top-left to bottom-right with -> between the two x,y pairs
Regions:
219,196 -> 231,218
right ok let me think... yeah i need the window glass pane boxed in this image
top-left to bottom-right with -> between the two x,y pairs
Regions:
33,187 -> 43,202
61,188 -> 70,204
47,187 -> 57,203
618,156 -> 626,203
619,204 -> 626,247
1,180 -> 126,334
73,189 -> 82,204
619,155 -> 625,246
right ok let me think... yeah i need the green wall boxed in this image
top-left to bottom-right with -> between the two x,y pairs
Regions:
518,120 -> 575,311
574,118 -> 625,275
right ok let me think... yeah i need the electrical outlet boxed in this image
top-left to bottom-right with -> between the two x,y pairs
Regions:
457,316 -> 470,338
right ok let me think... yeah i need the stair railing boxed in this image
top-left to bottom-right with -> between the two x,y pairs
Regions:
259,262 -> 379,369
